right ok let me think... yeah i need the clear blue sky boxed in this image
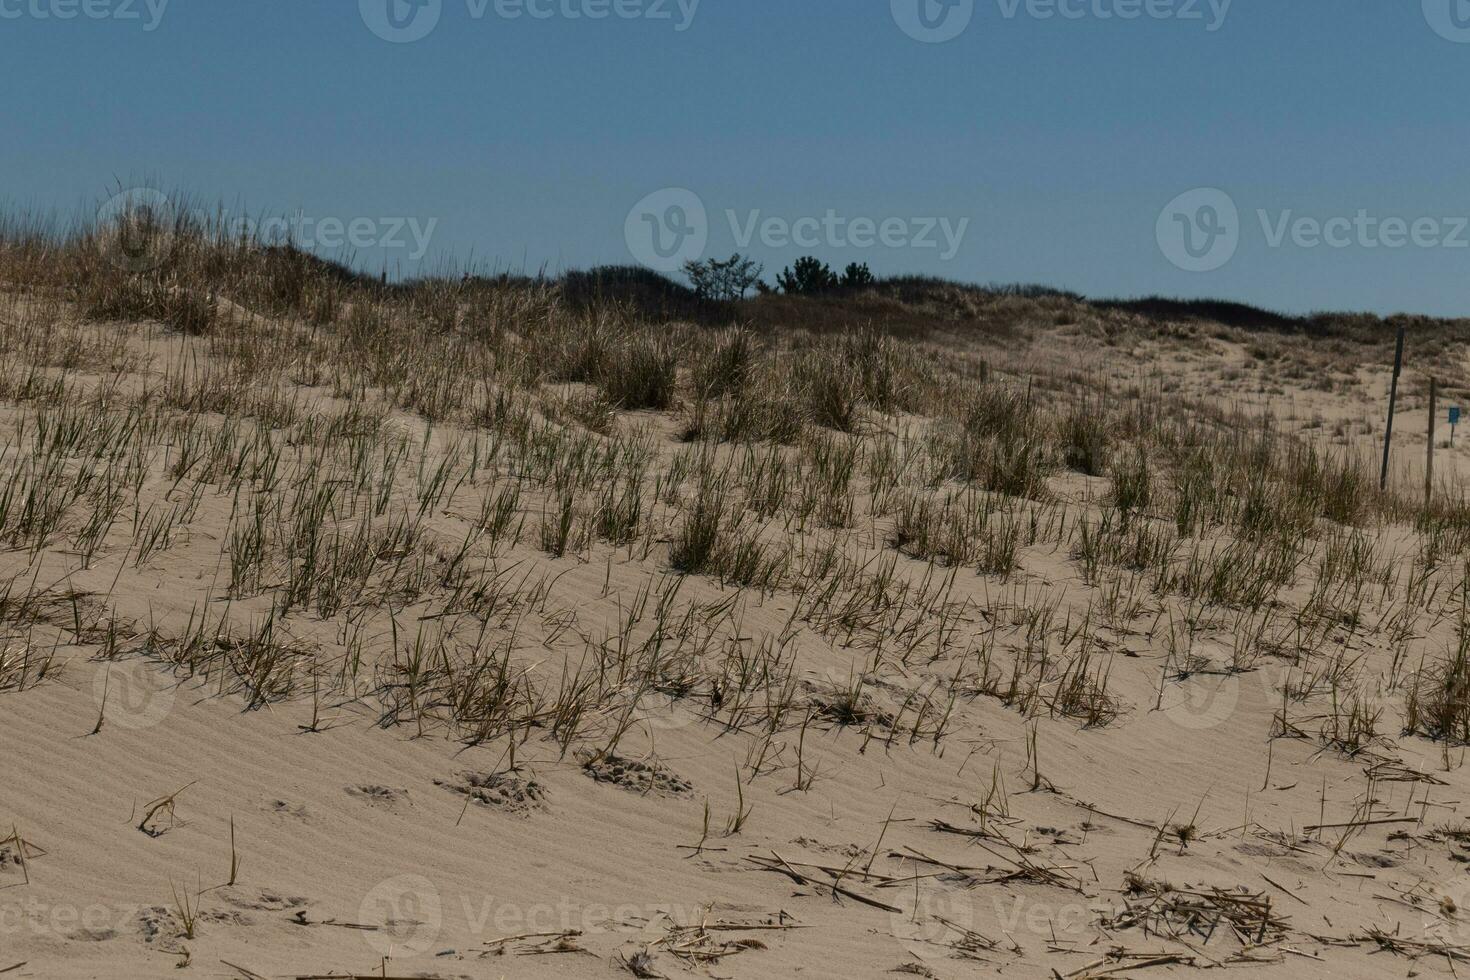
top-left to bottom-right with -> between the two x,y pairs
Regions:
3,1 -> 1467,316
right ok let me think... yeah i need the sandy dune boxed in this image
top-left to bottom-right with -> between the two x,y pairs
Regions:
3,249 -> 1470,979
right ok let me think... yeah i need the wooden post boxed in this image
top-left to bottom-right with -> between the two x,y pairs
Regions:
1427,376 -> 1438,505
1381,325 -> 1406,491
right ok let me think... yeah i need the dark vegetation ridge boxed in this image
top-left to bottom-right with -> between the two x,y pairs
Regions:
0,203 -> 1461,348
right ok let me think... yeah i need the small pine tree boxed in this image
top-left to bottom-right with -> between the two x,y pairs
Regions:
776,256 -> 839,295
840,262 -> 870,289
841,262 -> 875,288
683,254 -> 764,302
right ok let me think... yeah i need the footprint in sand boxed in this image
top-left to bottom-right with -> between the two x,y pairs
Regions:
346,784 -> 411,807
582,754 -> 693,798
267,799 -> 310,821
435,771 -> 549,816
221,889 -> 309,913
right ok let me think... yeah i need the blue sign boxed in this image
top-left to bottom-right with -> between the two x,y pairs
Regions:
1452,407 -> 1463,427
